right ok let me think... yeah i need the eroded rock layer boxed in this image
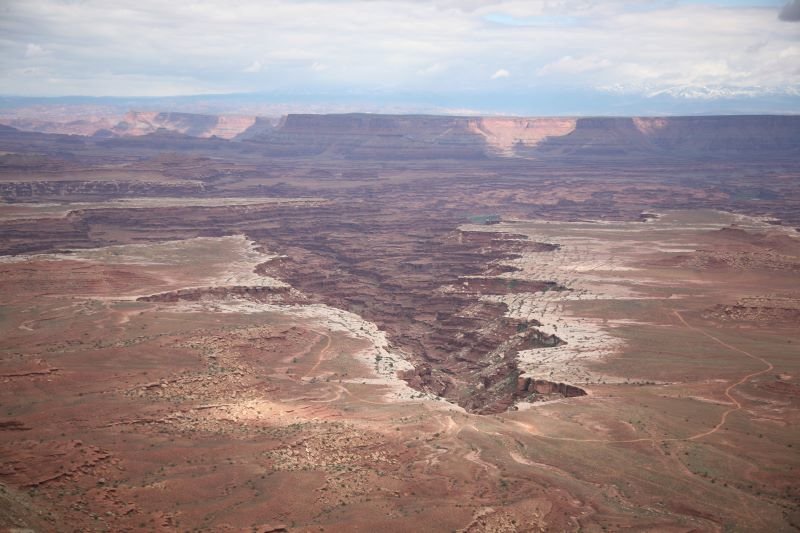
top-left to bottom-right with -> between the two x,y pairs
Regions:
248,212 -> 573,413
2,113 -> 800,532
1,114 -> 799,413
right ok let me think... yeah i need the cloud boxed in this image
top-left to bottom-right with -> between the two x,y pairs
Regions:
538,56 -> 611,76
779,0 -> 800,21
0,0 -> 796,111
417,63 -> 445,75
484,13 -> 578,27
24,43 -> 47,58
243,61 -> 263,74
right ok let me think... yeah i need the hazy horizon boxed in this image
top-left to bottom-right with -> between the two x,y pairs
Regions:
2,91 -> 800,118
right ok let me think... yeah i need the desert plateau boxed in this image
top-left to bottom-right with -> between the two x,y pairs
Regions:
0,110 -> 797,532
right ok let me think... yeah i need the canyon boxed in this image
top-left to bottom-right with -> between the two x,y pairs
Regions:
0,112 -> 799,531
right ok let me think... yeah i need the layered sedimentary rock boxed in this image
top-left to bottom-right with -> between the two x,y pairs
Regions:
517,376 -> 587,398
530,116 -> 800,159
0,117 -> 118,137
112,111 -> 263,139
1,110 -> 799,532
0,180 -> 206,201
243,113 -> 800,160
247,113 -> 578,158
247,211 -> 573,413
4,111 -> 797,160
467,117 -> 577,155
136,285 -> 293,303
1,112 -> 799,412
246,113 -> 490,159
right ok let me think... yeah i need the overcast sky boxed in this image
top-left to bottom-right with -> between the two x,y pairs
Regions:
1,0 -> 798,114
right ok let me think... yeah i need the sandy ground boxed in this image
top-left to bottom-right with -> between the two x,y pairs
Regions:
174,298 -> 425,403
0,235 -> 288,290
1,233 -> 423,403
2,210 -> 798,531
463,209 -> 800,391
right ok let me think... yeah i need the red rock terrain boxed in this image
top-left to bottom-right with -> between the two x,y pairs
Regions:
0,113 -> 799,531
111,111 -> 271,140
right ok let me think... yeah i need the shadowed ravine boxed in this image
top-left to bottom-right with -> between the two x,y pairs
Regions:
248,206 -> 582,413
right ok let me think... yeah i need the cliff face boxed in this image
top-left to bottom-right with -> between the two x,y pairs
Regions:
530,116 -> 800,159
0,117 -> 118,136
233,117 -> 275,140
247,113 -> 490,159
113,111 -> 260,139
634,116 -> 800,154
256,114 -> 577,159
4,110 -> 797,159
467,117 -> 577,155
248,113 -> 800,160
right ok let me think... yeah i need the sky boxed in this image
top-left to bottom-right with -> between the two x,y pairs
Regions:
0,0 -> 799,115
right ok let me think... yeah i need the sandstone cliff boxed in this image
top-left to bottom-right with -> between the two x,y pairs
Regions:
248,113 -> 800,160
112,111 -> 262,139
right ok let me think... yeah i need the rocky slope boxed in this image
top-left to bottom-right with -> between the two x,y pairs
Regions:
244,113 -> 800,160
244,113 -> 489,159
112,111 -> 264,139
4,111 -> 797,160
529,116 -> 800,159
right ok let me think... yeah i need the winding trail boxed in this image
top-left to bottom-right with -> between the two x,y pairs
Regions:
672,310 -> 775,441
304,330 -> 333,378
515,310 -> 774,444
